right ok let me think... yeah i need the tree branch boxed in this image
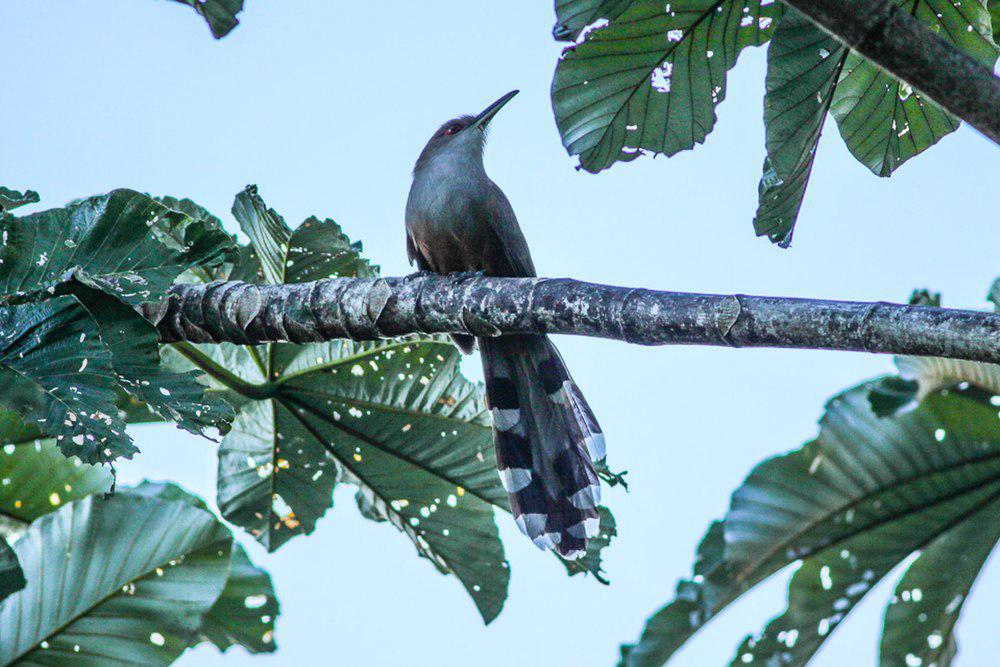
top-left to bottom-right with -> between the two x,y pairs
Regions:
142,275 -> 1000,364
783,0 -> 1000,146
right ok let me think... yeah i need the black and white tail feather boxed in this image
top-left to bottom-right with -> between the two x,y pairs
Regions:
480,334 -> 604,560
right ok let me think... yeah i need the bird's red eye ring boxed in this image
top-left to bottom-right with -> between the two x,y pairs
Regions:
444,123 -> 464,135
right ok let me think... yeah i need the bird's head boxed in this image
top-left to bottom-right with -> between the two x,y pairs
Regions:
413,90 -> 518,174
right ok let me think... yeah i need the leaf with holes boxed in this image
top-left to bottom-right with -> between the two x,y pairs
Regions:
552,0 -> 637,41
199,542 -> 280,654
216,336 -> 512,623
0,190 -> 236,441
0,298 -> 133,463
754,10 -> 847,247
125,480 -> 280,654
168,0 -> 245,38
0,189 -> 234,308
0,414 -> 116,602
0,492 -> 233,664
621,382 -> 1000,666
880,501 -> 1000,667
0,187 -> 39,214
830,0 -> 997,176
552,0 -> 780,173
0,410 -> 114,524
74,285 -> 234,438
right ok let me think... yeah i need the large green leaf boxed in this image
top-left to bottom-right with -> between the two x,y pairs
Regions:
830,0 -> 997,176
551,0 -> 780,173
216,394 -> 341,550
125,480 -> 280,654
880,500 -> 1000,667
168,0 -> 245,38
214,335 -> 512,622
753,10 -> 847,247
0,189 -> 233,308
0,187 -> 39,214
0,298 -> 133,463
0,190 -> 236,443
621,382 -> 1000,666
0,493 -> 233,664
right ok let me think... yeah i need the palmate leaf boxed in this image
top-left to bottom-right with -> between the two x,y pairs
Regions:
168,0 -> 245,39
621,381 -> 1000,666
829,0 -> 997,177
755,1 -> 996,245
880,500 -> 1000,667
0,187 -> 39,214
0,493 -> 233,664
754,9 -> 847,247
0,298 -> 133,463
0,190 -> 236,444
215,335 -> 512,623
551,0 -> 780,173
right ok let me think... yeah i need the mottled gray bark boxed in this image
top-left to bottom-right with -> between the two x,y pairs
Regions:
784,0 -> 1000,146
143,275 -> 1000,364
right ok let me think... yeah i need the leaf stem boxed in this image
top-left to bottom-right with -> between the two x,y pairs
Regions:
171,342 -> 278,400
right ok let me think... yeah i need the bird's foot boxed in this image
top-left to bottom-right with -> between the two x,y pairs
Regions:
403,270 -> 433,283
448,270 -> 486,284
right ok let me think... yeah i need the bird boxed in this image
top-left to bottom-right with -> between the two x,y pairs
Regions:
405,90 -> 605,559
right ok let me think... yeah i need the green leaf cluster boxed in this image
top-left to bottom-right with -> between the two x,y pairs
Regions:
551,0 -> 999,245
620,279 -> 1000,667
0,429 -> 278,662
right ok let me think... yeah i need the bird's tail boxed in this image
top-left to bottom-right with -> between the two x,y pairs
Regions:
480,334 -> 604,559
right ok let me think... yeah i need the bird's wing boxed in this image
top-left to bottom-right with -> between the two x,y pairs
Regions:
480,180 -> 536,278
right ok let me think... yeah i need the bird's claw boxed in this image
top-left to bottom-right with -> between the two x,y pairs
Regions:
403,270 -> 432,283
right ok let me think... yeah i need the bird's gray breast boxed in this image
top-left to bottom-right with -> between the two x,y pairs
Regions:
406,156 -> 493,273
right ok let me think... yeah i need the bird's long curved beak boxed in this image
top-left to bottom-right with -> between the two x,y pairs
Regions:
470,90 -> 519,130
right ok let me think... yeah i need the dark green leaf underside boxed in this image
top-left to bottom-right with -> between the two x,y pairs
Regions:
168,0 -> 245,38
552,0 -> 780,173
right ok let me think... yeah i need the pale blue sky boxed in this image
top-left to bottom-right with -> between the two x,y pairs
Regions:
2,1 -> 999,665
